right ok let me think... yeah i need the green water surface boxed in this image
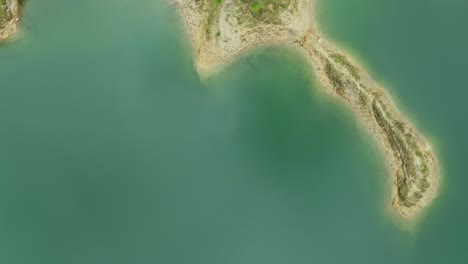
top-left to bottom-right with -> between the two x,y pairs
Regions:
0,0 -> 467,263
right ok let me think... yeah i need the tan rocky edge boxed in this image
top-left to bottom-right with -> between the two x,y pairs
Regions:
0,0 -> 21,41
172,0 -> 439,220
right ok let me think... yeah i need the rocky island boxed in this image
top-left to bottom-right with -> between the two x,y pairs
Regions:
0,0 -> 20,41
171,0 -> 440,219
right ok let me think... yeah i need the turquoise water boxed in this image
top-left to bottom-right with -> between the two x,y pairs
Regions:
316,0 -> 468,262
0,0 -> 466,263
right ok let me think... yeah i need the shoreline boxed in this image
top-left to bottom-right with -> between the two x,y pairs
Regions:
171,0 -> 440,221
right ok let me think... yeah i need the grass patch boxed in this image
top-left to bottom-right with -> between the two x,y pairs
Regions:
331,53 -> 361,80
415,150 -> 423,158
420,165 -> 429,174
0,0 -> 6,22
251,2 -> 264,12
239,0 -> 294,24
200,0 -> 295,37
202,0 -> 223,39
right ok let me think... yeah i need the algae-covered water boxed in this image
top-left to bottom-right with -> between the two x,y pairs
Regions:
0,0 -> 467,263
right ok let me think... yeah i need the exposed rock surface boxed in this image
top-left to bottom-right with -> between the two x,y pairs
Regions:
0,0 -> 20,41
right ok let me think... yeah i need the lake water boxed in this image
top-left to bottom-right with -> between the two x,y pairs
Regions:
0,0 -> 467,263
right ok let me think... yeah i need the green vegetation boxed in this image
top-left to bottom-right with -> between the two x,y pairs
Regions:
0,0 -> 14,29
196,0 -> 296,38
331,53 -> 361,80
243,0 -> 291,12
250,1 -> 264,13
417,178 -> 430,190
0,0 -> 6,22
199,0 -> 223,39
421,165 -> 429,174
239,0 -> 295,24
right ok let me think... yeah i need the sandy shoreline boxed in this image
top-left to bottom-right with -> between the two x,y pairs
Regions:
171,0 -> 440,220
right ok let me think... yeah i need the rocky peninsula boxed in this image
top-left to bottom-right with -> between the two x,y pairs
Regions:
0,0 -> 20,41
171,0 -> 440,219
